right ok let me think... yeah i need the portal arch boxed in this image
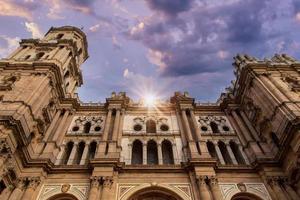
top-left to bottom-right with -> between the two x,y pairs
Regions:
47,193 -> 78,200
120,183 -> 191,200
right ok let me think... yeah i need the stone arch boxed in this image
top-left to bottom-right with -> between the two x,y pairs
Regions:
132,139 -> 143,165
162,140 -> 174,164
88,141 -> 97,160
146,119 -> 157,133
147,140 -> 158,165
120,183 -> 191,200
47,193 -> 78,200
231,192 -> 264,200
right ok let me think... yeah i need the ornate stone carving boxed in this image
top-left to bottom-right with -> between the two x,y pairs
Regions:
27,177 -> 41,190
61,183 -> 71,193
0,73 -> 20,91
90,176 -> 101,188
237,182 -> 247,192
103,176 -> 113,188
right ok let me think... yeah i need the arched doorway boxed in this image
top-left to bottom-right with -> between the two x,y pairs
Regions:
47,193 -> 78,200
231,192 -> 263,200
128,186 -> 184,200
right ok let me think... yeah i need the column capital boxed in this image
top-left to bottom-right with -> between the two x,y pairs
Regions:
27,177 -> 41,190
197,175 -> 208,185
266,176 -> 287,186
90,176 -> 101,188
208,176 -> 219,186
103,176 -> 113,188
15,177 -> 27,190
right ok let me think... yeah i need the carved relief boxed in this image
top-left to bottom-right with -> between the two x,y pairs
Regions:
0,73 -> 20,91
219,182 -> 272,200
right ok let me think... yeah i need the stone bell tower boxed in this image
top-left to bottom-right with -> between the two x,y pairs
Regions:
4,26 -> 88,97
0,26 -> 88,159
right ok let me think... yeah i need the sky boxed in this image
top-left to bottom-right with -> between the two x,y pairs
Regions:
0,0 -> 300,103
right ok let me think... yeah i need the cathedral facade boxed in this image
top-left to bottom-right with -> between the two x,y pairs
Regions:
0,26 -> 299,200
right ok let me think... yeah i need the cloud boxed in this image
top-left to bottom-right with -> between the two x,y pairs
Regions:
89,24 -> 100,32
127,0 -> 300,78
112,36 -> 122,49
0,0 -> 38,20
145,0 -> 194,16
0,35 -> 20,58
25,22 -> 43,38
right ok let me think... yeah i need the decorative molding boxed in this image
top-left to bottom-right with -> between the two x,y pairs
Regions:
219,182 -> 272,200
37,183 -> 89,200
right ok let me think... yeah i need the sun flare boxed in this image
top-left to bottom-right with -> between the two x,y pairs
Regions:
144,94 -> 156,107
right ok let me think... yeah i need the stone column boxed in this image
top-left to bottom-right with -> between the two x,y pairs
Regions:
22,177 -> 40,200
209,176 -> 223,200
283,181 -> 300,200
237,143 -> 250,165
102,109 -> 113,141
80,142 -> 90,165
89,176 -> 102,200
55,144 -> 66,165
213,142 -> 225,165
197,176 -> 212,200
128,143 -> 132,165
181,110 -> 194,141
158,142 -> 163,165
225,142 -> 238,165
231,110 -> 253,142
172,143 -> 179,164
240,111 -> 260,141
190,110 -> 201,141
0,186 -> 13,200
117,109 -> 125,147
101,177 -> 113,200
9,178 -> 25,200
181,110 -> 198,157
51,110 -> 70,141
267,177 -> 289,200
67,142 -> 78,165
112,109 -> 121,141
143,142 -> 147,165
43,110 -> 62,141
259,75 -> 288,102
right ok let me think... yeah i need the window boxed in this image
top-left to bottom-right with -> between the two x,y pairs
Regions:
133,124 -> 142,131
36,52 -> 45,60
207,141 -> 217,158
230,141 -> 246,165
162,140 -> 174,164
201,126 -> 208,131
75,142 -> 85,164
56,33 -> 64,39
94,126 -> 101,132
84,122 -> 91,133
89,141 -> 97,160
218,141 -> 232,164
63,142 -> 74,164
210,122 -> 220,133
132,140 -> 143,165
160,124 -> 169,131
146,120 -> 156,133
24,55 -> 31,60
72,126 -> 79,132
223,126 -> 230,131
147,140 -> 158,165
0,180 -> 6,194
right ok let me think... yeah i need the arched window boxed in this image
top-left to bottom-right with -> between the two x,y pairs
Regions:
271,132 -> 280,148
132,140 -> 143,165
0,180 -> 6,194
56,33 -> 64,39
36,52 -> 45,60
230,141 -> 245,165
218,141 -> 232,164
146,120 -> 156,133
210,122 -> 219,133
84,122 -> 91,133
63,142 -> 74,164
75,141 -> 85,164
162,140 -> 174,164
64,71 -> 70,79
147,140 -> 158,165
89,141 -> 97,160
24,55 -> 31,60
207,141 -> 217,158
